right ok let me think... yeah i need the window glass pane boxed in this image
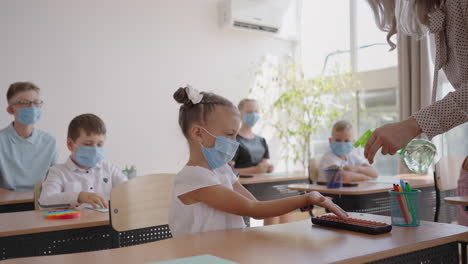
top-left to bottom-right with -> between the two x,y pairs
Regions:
310,88 -> 399,176
356,1 -> 397,71
357,88 -> 399,176
301,0 -> 350,77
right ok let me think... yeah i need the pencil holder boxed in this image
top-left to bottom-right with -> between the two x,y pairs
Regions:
389,189 -> 421,227
325,168 -> 342,189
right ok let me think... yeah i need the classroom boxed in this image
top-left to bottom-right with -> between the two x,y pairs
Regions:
0,0 -> 467,263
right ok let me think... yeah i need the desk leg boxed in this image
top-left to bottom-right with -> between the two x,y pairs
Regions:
462,241 -> 467,264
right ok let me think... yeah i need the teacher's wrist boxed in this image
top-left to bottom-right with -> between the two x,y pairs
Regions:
406,116 -> 423,138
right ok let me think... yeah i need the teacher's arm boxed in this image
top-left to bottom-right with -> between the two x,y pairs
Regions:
413,83 -> 468,139
365,84 -> 468,164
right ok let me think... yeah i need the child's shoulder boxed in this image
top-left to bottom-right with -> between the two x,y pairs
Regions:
320,151 -> 337,160
0,124 -> 14,140
32,128 -> 56,144
97,160 -> 121,172
348,151 -> 368,165
318,151 -> 343,168
46,162 -> 70,177
175,165 -> 233,185
177,165 -> 213,178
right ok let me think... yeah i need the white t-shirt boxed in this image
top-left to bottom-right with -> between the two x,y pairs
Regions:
169,164 -> 246,237
318,151 -> 369,182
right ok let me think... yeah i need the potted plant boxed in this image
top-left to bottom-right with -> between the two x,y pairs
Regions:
250,56 -> 357,171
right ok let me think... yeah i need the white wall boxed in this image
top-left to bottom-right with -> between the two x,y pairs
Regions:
0,0 -> 293,175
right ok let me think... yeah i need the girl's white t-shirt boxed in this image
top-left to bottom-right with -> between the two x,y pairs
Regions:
169,164 -> 246,237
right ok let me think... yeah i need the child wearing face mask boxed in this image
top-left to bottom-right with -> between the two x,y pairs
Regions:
232,98 -> 273,175
169,86 -> 348,237
319,120 -> 378,182
39,114 -> 127,209
0,82 -> 59,191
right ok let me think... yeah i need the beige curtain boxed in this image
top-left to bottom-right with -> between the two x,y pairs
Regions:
398,34 -> 432,120
397,34 -> 433,173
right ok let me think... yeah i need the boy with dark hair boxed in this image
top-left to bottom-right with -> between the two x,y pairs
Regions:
39,114 -> 127,209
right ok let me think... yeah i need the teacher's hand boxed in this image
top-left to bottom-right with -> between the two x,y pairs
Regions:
364,117 -> 422,164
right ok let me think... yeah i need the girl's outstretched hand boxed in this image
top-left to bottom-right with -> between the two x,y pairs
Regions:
308,191 -> 349,219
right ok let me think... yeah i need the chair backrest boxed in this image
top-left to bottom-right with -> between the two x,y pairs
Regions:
33,183 -> 42,210
435,156 -> 465,191
109,173 -> 174,232
308,155 -> 322,183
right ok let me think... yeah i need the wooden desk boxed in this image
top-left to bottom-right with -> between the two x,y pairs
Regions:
239,172 -> 308,225
0,209 -> 171,260
445,196 -> 468,206
0,209 -> 109,237
445,196 -> 468,211
5,213 -> 467,264
287,174 -> 457,223
238,171 -> 308,185
0,189 -> 34,213
288,174 -> 434,195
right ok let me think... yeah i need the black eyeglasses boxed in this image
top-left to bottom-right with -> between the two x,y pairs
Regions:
11,100 -> 44,107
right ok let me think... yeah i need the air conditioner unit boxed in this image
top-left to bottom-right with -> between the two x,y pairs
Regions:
219,0 -> 292,34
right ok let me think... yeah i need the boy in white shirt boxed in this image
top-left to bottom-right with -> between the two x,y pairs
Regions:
39,114 -> 127,209
319,120 -> 378,182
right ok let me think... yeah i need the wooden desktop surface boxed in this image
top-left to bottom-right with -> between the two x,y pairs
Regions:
239,171 -> 308,185
0,209 -> 109,237
0,189 -> 34,205
5,213 -> 467,264
288,174 -> 434,195
444,196 -> 468,206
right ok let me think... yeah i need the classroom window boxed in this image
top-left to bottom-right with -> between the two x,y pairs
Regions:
300,0 -> 399,175
356,0 -> 397,72
300,0 -> 350,77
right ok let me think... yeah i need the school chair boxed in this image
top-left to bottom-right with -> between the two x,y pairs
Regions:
303,156 -> 322,216
308,155 -> 322,184
433,156 -> 465,222
109,173 -> 174,247
33,183 -> 42,210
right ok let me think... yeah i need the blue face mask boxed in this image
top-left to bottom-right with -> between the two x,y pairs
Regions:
18,107 -> 42,125
74,146 -> 105,167
200,127 -> 240,169
243,112 -> 260,128
330,142 -> 354,156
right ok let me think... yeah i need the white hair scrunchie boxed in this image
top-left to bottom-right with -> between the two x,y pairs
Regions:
186,84 -> 203,104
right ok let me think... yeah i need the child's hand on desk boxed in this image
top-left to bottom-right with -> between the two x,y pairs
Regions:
254,162 -> 270,174
343,166 -> 356,172
78,192 -> 107,209
307,191 -> 349,219
267,163 -> 274,173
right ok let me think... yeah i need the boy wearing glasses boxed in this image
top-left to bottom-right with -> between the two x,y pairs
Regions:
0,82 -> 59,191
